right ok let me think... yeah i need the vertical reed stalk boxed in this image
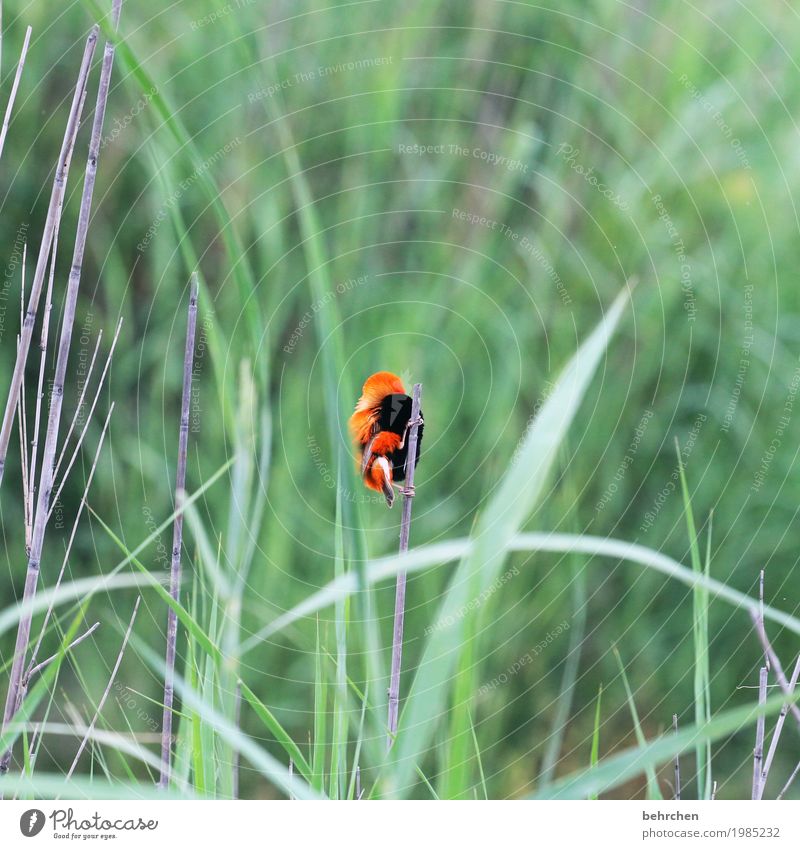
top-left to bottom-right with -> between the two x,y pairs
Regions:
387,382 -> 422,743
0,25 -> 103,777
0,26 -> 98,489
1,4 -> 120,775
159,275 -> 199,788
0,25 -> 32,161
752,666 -> 767,799
672,714 -> 681,800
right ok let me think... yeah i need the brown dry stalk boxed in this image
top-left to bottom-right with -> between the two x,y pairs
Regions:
749,609 -> 800,730
0,26 -> 98,489
752,666 -> 768,800
672,714 -> 680,800
159,275 -> 199,788
25,404 -> 115,679
23,623 -> 100,687
758,652 -> 800,799
0,6 -> 121,775
387,382 -> 422,743
0,25 -> 32,161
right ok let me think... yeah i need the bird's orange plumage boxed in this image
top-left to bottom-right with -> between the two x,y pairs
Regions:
349,371 -> 418,506
348,371 -> 406,445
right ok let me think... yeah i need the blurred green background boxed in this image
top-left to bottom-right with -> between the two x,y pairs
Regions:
1,0 -> 799,798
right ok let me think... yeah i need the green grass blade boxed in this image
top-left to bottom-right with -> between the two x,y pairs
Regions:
250,531 -> 800,644
533,688 -> 800,800
238,680 -> 313,782
677,445 -> 712,799
613,647 -> 663,800
384,287 -> 630,793
589,684 -> 603,800
91,509 -> 223,663
311,621 -> 328,794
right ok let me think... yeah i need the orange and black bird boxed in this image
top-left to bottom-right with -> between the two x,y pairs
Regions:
349,371 -> 424,508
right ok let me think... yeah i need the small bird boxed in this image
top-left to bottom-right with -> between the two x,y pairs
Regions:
349,371 -> 424,507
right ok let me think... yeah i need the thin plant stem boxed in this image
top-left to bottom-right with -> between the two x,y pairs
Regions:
233,682 -> 242,799
0,27 -> 101,777
387,382 -> 422,743
759,653 -> 800,799
0,26 -> 98,490
23,623 -> 100,683
28,221 -> 61,520
672,714 -> 681,800
159,275 -> 199,788
50,330 -> 103,482
778,759 -> 800,800
749,609 -> 800,729
0,25 -> 32,161
48,318 -> 122,517
26,404 -> 115,676
66,597 -> 140,780
752,666 -> 767,800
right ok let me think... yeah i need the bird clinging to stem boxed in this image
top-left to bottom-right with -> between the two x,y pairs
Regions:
349,371 -> 424,507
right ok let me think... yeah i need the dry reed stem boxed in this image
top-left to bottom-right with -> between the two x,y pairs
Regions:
758,652 -> 800,799
752,666 -> 768,800
159,275 -> 199,788
51,331 -> 103,481
672,714 -> 680,800
28,223 -> 60,524
23,623 -> 100,684
749,609 -> 800,730
48,318 -> 122,517
0,26 -> 98,489
26,404 -> 115,677
66,596 -> 140,780
778,759 -> 800,800
1,12 -> 119,774
0,25 -> 32,160
387,382 -> 422,743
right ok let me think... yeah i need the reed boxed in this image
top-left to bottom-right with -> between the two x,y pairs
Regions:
159,274 -> 199,788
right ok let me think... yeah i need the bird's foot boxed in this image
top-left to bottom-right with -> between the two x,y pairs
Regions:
397,416 -> 423,450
